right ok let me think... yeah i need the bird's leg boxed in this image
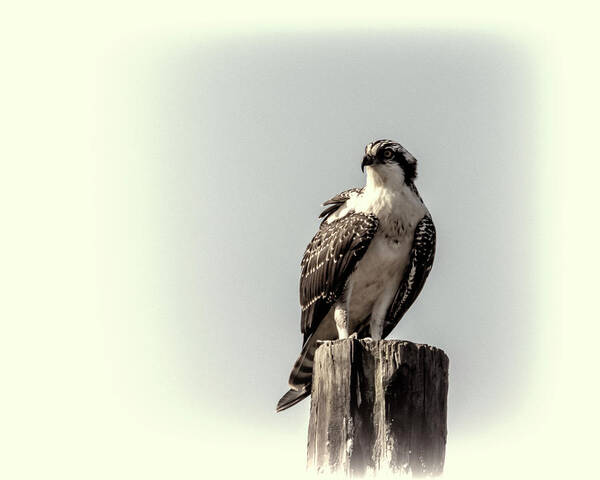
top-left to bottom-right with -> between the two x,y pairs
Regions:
370,314 -> 384,340
334,302 -> 349,339
334,282 -> 353,339
370,288 -> 396,340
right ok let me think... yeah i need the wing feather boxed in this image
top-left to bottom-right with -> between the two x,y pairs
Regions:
382,215 -> 436,338
318,188 -> 364,224
300,212 -> 378,343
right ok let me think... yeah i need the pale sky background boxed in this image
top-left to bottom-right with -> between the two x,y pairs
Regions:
156,31 -> 537,430
2,2 -> 600,480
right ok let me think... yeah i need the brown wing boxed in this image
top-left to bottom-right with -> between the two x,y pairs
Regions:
300,212 -> 378,344
318,188 -> 364,225
382,214 -> 436,337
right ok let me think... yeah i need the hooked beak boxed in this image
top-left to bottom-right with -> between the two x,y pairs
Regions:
361,155 -> 374,172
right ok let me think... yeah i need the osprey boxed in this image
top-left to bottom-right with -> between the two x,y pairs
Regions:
276,139 -> 436,412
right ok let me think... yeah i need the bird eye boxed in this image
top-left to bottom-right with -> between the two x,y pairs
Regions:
382,150 -> 393,159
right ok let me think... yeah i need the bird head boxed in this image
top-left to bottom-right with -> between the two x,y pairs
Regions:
361,139 -> 417,184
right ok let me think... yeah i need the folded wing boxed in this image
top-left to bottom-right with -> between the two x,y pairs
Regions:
300,212 -> 379,344
382,214 -> 436,338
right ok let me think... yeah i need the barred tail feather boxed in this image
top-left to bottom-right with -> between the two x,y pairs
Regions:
276,387 -> 310,412
288,337 -> 318,389
275,337 -> 320,412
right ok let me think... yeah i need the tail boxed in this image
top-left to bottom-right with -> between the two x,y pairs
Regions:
288,335 -> 319,388
276,386 -> 311,412
276,336 -> 320,412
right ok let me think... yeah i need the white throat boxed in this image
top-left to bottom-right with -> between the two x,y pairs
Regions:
364,164 -> 406,192
359,164 -> 425,224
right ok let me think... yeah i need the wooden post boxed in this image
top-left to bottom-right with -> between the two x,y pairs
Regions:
307,338 -> 449,477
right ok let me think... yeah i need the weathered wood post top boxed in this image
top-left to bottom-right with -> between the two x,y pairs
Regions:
307,338 -> 449,477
